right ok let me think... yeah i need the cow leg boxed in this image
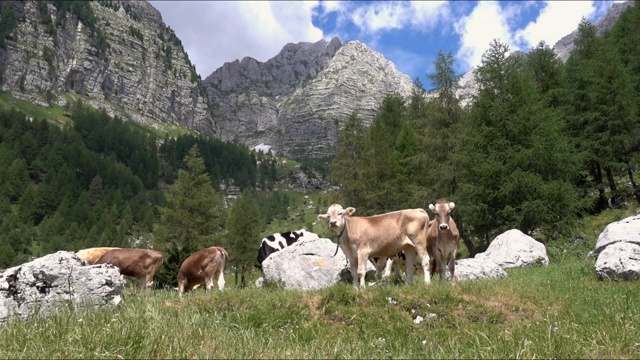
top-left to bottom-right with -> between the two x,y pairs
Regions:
144,273 -> 154,290
205,275 -> 214,292
403,247 -> 417,285
357,250 -> 369,288
381,257 -> 394,280
413,243 -> 431,284
178,279 -> 185,298
217,269 -> 225,291
448,253 -> 457,284
392,258 -> 403,280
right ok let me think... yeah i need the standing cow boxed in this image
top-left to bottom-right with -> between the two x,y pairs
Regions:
178,246 -> 228,297
318,204 -> 432,288
75,247 -> 120,265
95,248 -> 164,290
426,200 -> 460,283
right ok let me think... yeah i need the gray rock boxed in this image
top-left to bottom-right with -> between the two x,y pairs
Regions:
594,215 -> 640,281
0,251 -> 124,326
475,229 -> 549,269
261,237 -> 376,290
0,1 -> 214,136
204,38 -> 415,159
453,258 -> 508,282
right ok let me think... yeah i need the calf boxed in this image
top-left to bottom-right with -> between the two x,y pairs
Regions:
256,229 -> 318,268
318,204 -> 431,288
426,200 -> 460,283
178,246 -> 228,297
95,248 -> 164,289
75,247 -> 119,265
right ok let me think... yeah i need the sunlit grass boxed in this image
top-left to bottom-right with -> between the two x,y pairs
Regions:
1,257 -> 638,359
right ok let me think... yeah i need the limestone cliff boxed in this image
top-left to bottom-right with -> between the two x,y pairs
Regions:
204,37 -> 415,159
0,0 -> 215,135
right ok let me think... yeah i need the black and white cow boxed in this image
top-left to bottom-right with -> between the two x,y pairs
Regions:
256,229 -> 318,269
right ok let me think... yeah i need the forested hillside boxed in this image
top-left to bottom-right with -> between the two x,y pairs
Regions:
0,102 -> 282,270
330,11 -> 640,256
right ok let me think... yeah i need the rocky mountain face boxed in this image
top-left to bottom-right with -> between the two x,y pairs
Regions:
0,0 -> 215,135
204,37 -> 415,159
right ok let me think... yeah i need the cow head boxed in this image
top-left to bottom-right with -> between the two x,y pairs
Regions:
317,204 -> 356,234
429,201 -> 455,231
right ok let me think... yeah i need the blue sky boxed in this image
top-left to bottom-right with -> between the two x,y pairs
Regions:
151,1 -> 621,90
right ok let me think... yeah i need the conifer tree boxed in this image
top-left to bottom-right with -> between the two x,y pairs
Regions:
458,39 -> 584,243
331,112 -> 369,207
226,188 -> 263,287
153,145 -> 225,288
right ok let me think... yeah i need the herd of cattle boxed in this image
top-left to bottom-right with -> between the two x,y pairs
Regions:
75,199 -> 459,293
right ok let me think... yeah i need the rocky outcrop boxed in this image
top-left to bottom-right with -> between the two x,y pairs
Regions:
475,229 -> 550,269
0,0 -> 215,135
204,37 -> 415,159
0,251 -> 124,326
453,258 -> 508,282
594,215 -> 640,281
261,237 -> 377,290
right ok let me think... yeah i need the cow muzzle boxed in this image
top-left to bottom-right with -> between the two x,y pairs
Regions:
439,223 -> 449,231
330,220 -> 338,227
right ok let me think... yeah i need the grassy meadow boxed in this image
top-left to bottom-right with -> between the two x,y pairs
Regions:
0,247 -> 639,358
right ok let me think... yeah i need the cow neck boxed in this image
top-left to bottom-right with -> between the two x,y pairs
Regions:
332,222 -> 347,257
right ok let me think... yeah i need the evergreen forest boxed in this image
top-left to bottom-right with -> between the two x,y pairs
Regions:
330,14 -> 640,256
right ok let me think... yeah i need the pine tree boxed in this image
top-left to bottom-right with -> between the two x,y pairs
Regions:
153,145 -> 225,288
226,188 -> 263,287
331,112 -> 369,207
458,39 -> 584,244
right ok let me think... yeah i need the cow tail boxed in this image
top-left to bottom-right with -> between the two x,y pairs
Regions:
220,248 -> 229,260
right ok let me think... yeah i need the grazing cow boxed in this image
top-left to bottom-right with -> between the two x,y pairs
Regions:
426,200 -> 460,283
318,204 -> 431,288
75,247 -> 120,265
256,229 -> 318,268
178,246 -> 228,297
95,248 -> 164,289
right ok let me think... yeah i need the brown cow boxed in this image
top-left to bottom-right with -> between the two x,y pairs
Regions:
95,248 -> 164,289
177,246 -> 228,297
75,247 -> 120,265
318,204 -> 431,288
426,200 -> 460,283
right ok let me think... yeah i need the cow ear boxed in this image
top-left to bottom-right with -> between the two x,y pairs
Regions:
346,207 -> 356,216
449,202 -> 455,210
317,214 -> 329,221
429,204 -> 435,212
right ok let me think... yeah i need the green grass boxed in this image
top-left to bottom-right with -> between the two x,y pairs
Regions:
1,257 -> 638,359
0,92 -> 72,126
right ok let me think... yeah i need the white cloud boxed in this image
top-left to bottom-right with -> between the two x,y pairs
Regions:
319,1 -> 450,35
150,1 -> 323,77
454,1 -> 517,72
515,1 -> 598,49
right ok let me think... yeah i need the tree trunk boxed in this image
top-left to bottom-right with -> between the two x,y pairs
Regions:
627,160 -> 640,205
605,166 -> 620,207
455,216 -> 476,257
590,161 -> 609,213
234,261 -> 239,286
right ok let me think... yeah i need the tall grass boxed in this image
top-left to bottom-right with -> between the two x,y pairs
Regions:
1,257 -> 638,359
